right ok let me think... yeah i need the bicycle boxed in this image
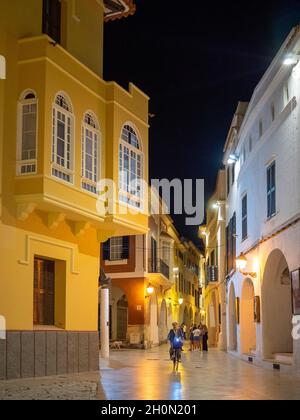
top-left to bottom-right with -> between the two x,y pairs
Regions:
172,348 -> 182,371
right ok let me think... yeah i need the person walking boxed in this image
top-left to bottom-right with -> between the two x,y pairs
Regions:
202,325 -> 209,352
192,326 -> 202,350
181,323 -> 187,340
189,326 -> 195,351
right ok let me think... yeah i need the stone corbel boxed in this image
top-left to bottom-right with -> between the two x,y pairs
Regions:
97,230 -> 115,243
73,221 -> 91,237
16,203 -> 36,221
47,212 -> 66,229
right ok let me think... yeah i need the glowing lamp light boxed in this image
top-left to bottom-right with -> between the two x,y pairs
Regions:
283,55 -> 300,66
236,254 -> 248,271
212,202 -> 220,210
227,154 -> 238,165
178,298 -> 184,306
147,285 -> 154,295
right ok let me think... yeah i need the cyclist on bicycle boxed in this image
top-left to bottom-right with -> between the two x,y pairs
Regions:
168,322 -> 184,362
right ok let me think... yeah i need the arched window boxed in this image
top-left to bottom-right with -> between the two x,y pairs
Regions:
52,93 -> 74,183
119,124 -> 143,209
17,90 -> 38,175
81,112 -> 100,194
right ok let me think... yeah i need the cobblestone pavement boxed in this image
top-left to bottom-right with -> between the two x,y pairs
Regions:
99,345 -> 300,400
0,372 -> 100,400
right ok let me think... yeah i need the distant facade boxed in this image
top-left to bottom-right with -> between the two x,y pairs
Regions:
100,191 -> 203,348
224,25 -> 300,373
200,170 -> 227,350
0,0 -> 148,380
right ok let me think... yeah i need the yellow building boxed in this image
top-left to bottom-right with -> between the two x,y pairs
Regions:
199,170 -> 227,349
0,0 -> 149,380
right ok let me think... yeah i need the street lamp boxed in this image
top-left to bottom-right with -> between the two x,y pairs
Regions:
178,297 -> 184,306
146,284 -> 154,295
283,54 -> 300,66
227,154 -> 238,165
236,253 -> 257,278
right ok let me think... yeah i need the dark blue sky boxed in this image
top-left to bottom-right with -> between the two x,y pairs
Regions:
104,0 -> 300,244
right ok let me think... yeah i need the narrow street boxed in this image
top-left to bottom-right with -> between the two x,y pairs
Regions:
99,345 -> 300,400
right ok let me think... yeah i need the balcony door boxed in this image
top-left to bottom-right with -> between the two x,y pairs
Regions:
34,258 -> 55,326
42,0 -> 61,44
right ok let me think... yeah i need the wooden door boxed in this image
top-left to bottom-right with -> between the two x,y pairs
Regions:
34,258 -> 55,326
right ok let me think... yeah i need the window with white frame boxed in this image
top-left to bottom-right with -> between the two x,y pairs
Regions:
17,91 -> 38,175
52,93 -> 73,183
110,237 -> 124,261
119,124 -> 143,209
81,112 -> 100,194
242,194 -> 248,241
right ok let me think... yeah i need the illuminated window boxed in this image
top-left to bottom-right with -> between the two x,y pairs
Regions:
81,112 -> 100,194
52,93 -> 74,183
17,90 -> 38,175
119,124 -> 143,209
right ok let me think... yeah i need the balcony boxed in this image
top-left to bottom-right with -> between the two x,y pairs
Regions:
205,266 -> 219,286
12,35 -> 149,239
147,259 -> 173,289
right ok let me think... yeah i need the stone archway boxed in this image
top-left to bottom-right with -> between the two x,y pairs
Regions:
149,292 -> 159,346
159,299 -> 168,343
228,282 -> 238,351
240,278 -> 256,355
109,285 -> 128,341
167,303 -> 173,330
262,249 -> 293,359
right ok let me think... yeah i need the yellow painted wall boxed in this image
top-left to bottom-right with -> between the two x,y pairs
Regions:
0,1 -> 149,332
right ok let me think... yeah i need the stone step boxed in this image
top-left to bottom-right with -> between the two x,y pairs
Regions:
273,353 -> 293,365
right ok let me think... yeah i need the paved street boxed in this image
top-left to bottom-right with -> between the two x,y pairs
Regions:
99,345 -> 300,400
0,372 -> 100,400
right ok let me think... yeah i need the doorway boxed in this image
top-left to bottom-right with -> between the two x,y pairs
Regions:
34,258 -> 55,326
117,296 -> 128,341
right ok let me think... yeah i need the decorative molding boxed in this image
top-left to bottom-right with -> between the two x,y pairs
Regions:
19,234 -> 80,274
48,212 -> 66,229
73,221 -> 91,236
16,203 -> 36,221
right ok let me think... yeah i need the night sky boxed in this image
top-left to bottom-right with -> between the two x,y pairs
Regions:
104,0 -> 300,245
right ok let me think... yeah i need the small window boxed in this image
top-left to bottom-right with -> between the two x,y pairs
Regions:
267,162 -> 276,219
271,103 -> 276,122
227,166 -> 231,196
284,82 -> 290,106
249,136 -> 253,153
231,162 -> 236,185
242,194 -> 248,241
105,237 -> 129,261
259,120 -> 263,138
17,91 -> 38,175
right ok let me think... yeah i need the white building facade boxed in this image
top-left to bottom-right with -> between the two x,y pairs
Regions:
224,25 -> 300,374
